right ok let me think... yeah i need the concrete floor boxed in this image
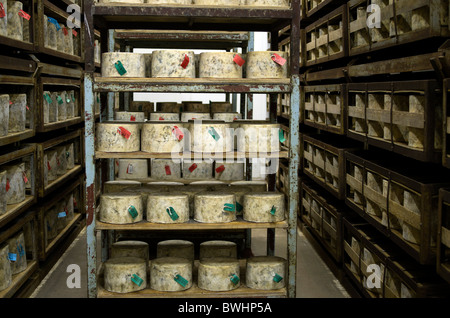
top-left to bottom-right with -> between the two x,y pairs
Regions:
30,227 -> 350,298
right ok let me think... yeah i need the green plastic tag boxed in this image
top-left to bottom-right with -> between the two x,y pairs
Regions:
131,274 -> 144,287
230,274 -> 240,285
115,60 -> 127,76
128,205 -> 138,219
174,274 -> 189,287
44,94 -> 52,104
66,151 -> 70,158
66,97 -> 71,103
57,96 -> 64,104
71,94 -> 75,102
208,127 -> 220,141
279,129 -> 286,143
273,273 -> 283,283
270,205 -> 276,216
224,203 -> 235,213
166,207 -> 179,221
236,201 -> 243,213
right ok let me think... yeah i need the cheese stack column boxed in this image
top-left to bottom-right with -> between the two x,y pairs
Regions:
102,53 -> 146,78
118,159 -> 148,180
190,120 -> 232,153
150,257 -> 192,292
7,232 -> 27,274
0,1 -> 7,37
7,1 -> 23,41
44,208 -> 58,242
99,193 -> 144,224
236,122 -> 280,153
246,256 -> 286,290
142,123 -> 188,153
147,193 -> 189,224
42,92 -> 53,124
149,112 -> 180,121
199,241 -> 237,261
214,161 -> 244,181
8,94 -> 26,133
151,159 -> 182,180
0,170 -> 6,215
96,123 -> 140,152
156,240 -> 194,264
199,52 -> 244,78
182,159 -> 213,180
57,91 -> 68,121
151,50 -> 196,78
0,94 -> 9,136
194,192 -> 236,223
49,92 -> 59,122
246,51 -> 288,78
0,244 -> 12,291
111,241 -> 149,262
198,258 -> 241,291
115,111 -> 146,122
104,257 -> 147,294
46,16 -> 58,50
5,163 -> 25,205
243,192 -> 285,222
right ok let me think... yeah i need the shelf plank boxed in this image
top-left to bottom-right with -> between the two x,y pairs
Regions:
0,261 -> 38,298
95,151 -> 289,159
0,196 -> 35,229
37,117 -> 83,133
42,213 -> 82,259
41,165 -> 83,197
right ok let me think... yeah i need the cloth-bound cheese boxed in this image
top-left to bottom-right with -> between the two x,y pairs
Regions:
146,193 -> 190,224
8,94 -> 26,133
156,240 -> 194,263
115,111 -> 146,122
243,192 -> 285,222
7,1 -> 23,41
102,52 -> 146,78
150,257 -> 193,292
198,257 -> 240,291
118,159 -> 149,180
4,163 -> 25,205
181,112 -> 211,122
142,122 -> 187,154
7,231 -> 27,275
104,257 -> 147,294
99,193 -> 144,224
0,170 -> 7,215
0,244 -> 12,291
236,121 -> 280,153
199,240 -> 237,261
182,159 -> 213,180
246,51 -> 288,78
149,112 -> 180,121
96,123 -> 141,152
110,241 -> 149,262
0,94 -> 9,136
151,50 -> 196,78
189,120 -> 232,153
150,159 -> 182,180
194,191 -> 236,223
199,52 -> 244,79
214,161 -> 244,181
246,256 -> 286,290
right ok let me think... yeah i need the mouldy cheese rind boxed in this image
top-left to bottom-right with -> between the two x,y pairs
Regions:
104,257 -> 147,294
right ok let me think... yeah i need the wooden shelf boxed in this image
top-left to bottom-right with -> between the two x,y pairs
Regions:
0,261 -> 38,298
0,35 -> 34,52
37,117 -> 83,134
95,151 -> 289,160
40,165 -> 83,198
0,130 -> 35,148
0,196 -> 36,230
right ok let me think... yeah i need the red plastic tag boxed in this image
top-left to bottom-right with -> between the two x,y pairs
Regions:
22,172 -> 28,184
0,3 -> 5,18
26,105 -> 30,111
130,115 -> 136,122
9,101 -> 13,105
72,29 -> 78,37
73,197 -> 77,207
63,26 -> 68,36
189,164 -> 197,173
271,53 -> 286,66
216,165 -> 225,173
172,126 -> 184,141
116,160 -> 119,166
117,126 -> 131,139
165,165 -> 171,175
159,117 -> 165,121
181,54 -> 190,69
233,54 -> 245,67
47,161 -> 51,171
18,10 -> 31,21
5,179 -> 10,192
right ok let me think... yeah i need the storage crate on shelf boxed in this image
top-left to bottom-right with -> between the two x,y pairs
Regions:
0,0 -> 34,52
347,0 -> 450,57
0,210 -> 38,298
302,0 -> 347,20
344,149 -> 450,265
302,4 -> 348,67
0,144 -> 36,230
302,83 -> 347,135
343,218 -> 450,298
300,179 -> 344,263
443,78 -> 450,168
35,129 -> 83,198
347,80 -> 443,163
303,133 -> 360,200
437,188 -> 450,284
36,174 -> 84,261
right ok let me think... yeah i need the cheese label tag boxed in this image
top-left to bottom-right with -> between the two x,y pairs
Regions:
273,273 -> 283,283
114,60 -> 127,76
233,54 -> 245,67
44,93 -> 52,104
117,126 -> 131,139
0,3 -> 5,18
236,201 -> 243,213
47,161 -> 51,171
58,211 -> 67,218
66,151 -> 70,159
279,129 -> 286,143
8,253 -> 17,262
270,205 -> 276,216
17,244 -> 25,257
165,165 -> 172,175
215,165 -> 225,174
128,205 -> 138,219
130,115 -> 136,122
271,53 -> 286,66
208,127 -> 220,141
48,17 -> 61,31
172,126 -> 184,141
63,26 -> 68,36
22,171 -> 28,184
57,95 -> 64,104
131,274 -> 144,287
66,97 -> 72,104
72,29 -> 78,37
159,117 -> 165,121
127,164 -> 133,174
18,10 -> 31,20
5,178 -> 10,192
188,163 -> 197,173
166,207 -> 179,221
71,94 -> 75,102
73,197 -> 77,207
230,274 -> 240,285
174,274 -> 189,288
224,203 -> 235,213
180,54 -> 190,69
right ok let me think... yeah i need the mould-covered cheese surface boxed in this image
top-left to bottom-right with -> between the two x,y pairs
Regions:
102,53 -> 146,78
118,159 -> 149,180
189,121 -> 232,153
0,170 -> 7,215
246,51 -> 288,79
104,257 -> 147,293
194,192 -> 236,223
199,52 -> 244,78
141,123 -> 188,153
156,240 -> 194,262
150,257 -> 193,292
0,94 -> 9,136
246,0 -> 289,5
8,94 -> 26,133
99,193 -> 144,224
110,241 -> 149,262
199,240 -> 237,260
96,123 -> 140,152
246,256 -> 287,290
7,232 -> 27,275
115,111 -> 146,122
243,192 -> 286,222
198,257 -> 240,291
236,121 -> 281,153
7,1 -> 23,41
151,50 -> 196,78
146,193 -> 190,223
5,163 -> 25,205
150,159 -> 182,180
0,244 -> 12,291
182,159 -> 213,180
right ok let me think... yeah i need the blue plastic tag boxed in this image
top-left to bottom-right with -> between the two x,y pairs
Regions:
8,253 -> 17,262
47,17 -> 61,31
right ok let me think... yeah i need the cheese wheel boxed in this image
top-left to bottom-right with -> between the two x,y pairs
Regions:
221,185 -> 252,216
7,232 -> 27,274
183,102 -> 210,113
65,90 -> 75,118
103,180 -> 141,194
199,52 -> 243,79
0,94 -> 9,136
115,111 -> 146,122
44,207 -> 57,242
195,0 -> 241,4
214,161 -> 244,181
56,23 -> 65,52
46,15 -> 57,50
66,143 -> 75,170
55,199 -> 68,231
156,240 -> 194,262
149,112 -> 180,121
147,193 -> 189,223
7,1 -> 23,41
231,180 -> 267,191
0,170 -> 6,215
111,241 -> 149,262
165,184 -> 209,217
118,159 -> 149,180
142,123 -> 187,153
194,192 -> 236,223
246,51 -> 288,79
156,102 -> 181,113
4,163 -> 25,205
0,1 -> 7,37
189,120 -> 232,153
0,244 -> 12,291
199,240 -> 237,260
96,123 -> 140,152
56,145 -> 68,176
210,102 -> 233,113
246,0 -> 289,5
131,101 -> 154,116
147,0 -> 191,4
182,159 -> 213,180
151,50 -> 196,78
65,193 -> 75,222
8,94 -> 26,133
150,159 -> 182,180
181,112 -> 211,122
46,149 -> 57,182
99,193 -> 144,224
246,256 -> 286,290
63,24 -> 74,55
150,257 -> 192,292
49,92 -> 59,122
104,257 -> 147,294
198,258 -> 240,291
243,192 -> 285,222
213,112 -> 241,122
236,121 -> 280,153
102,52 -> 146,78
